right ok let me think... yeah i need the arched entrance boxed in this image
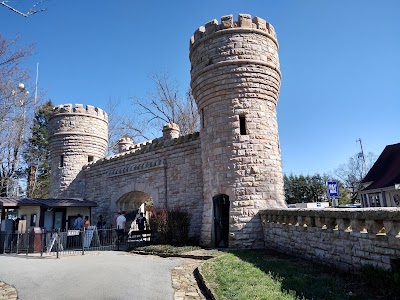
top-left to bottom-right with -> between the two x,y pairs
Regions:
116,191 -> 153,230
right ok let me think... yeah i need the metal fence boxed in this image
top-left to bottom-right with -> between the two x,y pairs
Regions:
0,227 -> 131,257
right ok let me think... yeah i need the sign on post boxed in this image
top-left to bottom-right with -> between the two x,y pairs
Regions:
83,226 -> 96,248
47,233 -> 57,253
327,181 -> 339,198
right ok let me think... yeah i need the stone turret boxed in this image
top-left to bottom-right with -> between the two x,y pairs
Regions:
190,14 -> 286,247
162,123 -> 180,140
117,137 -> 134,153
49,104 -> 108,198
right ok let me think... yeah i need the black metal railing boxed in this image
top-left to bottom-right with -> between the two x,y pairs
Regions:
0,227 -> 119,257
0,226 -> 152,257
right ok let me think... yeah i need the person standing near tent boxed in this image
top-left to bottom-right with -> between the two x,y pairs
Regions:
73,214 -> 84,229
84,216 -> 90,228
136,212 -> 147,241
97,215 -> 106,244
113,211 -> 121,229
73,214 -> 84,247
136,212 -> 147,231
116,211 -> 126,242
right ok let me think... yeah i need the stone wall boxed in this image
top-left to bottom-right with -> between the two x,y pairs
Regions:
260,208 -> 400,271
83,132 -> 204,240
49,104 -> 108,198
190,14 -> 286,247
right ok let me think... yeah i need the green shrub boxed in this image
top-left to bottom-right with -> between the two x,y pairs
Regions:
150,208 -> 191,245
149,209 -> 169,243
168,210 -> 190,244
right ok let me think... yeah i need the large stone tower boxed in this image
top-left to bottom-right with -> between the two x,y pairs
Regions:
190,14 -> 286,247
49,104 -> 108,198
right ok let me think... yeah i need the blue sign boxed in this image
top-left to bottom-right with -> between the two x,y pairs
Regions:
327,181 -> 339,198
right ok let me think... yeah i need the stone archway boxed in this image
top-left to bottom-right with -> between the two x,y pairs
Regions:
116,191 -> 153,230
117,191 -> 152,211
113,181 -> 161,210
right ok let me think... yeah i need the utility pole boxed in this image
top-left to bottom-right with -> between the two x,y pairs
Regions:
356,138 -> 367,177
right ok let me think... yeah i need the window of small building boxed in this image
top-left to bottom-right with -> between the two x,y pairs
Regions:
30,214 -> 37,227
59,155 -> 64,167
370,194 -> 381,207
88,155 -> 94,163
239,115 -> 247,135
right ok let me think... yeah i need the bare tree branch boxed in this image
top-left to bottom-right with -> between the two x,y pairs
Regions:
120,119 -> 152,142
0,1 -> 47,17
0,34 -> 43,196
130,72 -> 199,138
105,97 -> 150,155
335,152 -> 377,202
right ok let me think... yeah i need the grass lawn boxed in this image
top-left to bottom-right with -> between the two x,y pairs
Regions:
130,244 -> 202,254
129,245 -> 399,299
201,249 -> 397,300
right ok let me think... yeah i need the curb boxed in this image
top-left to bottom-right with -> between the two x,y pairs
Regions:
194,266 -> 217,300
129,250 -> 215,260
0,282 -> 18,300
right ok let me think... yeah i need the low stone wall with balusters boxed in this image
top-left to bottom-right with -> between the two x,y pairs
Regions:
260,208 -> 400,271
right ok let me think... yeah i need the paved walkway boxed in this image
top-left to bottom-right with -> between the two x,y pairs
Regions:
0,250 -> 218,300
0,252 -> 181,300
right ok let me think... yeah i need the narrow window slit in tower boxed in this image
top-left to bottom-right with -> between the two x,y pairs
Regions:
59,155 -> 64,167
239,115 -> 247,135
201,108 -> 205,129
88,155 -> 94,163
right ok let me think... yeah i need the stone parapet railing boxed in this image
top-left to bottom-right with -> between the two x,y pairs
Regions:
261,208 -> 400,236
260,208 -> 400,271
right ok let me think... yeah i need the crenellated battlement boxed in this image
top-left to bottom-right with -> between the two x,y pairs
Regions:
114,131 -> 200,158
51,104 -> 108,122
190,14 -> 277,49
87,131 -> 201,166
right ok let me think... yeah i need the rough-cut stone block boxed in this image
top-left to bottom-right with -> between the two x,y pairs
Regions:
253,16 -> 267,31
221,15 -> 234,29
238,14 -> 252,28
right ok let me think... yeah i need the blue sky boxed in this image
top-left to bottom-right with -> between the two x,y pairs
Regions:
2,0 -> 399,176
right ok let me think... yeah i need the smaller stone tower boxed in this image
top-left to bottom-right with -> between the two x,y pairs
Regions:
117,137 -> 134,153
49,104 -> 108,198
162,123 -> 180,140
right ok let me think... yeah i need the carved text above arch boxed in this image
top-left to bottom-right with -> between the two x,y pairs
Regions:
108,159 -> 165,178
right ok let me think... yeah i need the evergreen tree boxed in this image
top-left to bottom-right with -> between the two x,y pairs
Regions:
284,173 -> 349,205
24,100 -> 53,198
